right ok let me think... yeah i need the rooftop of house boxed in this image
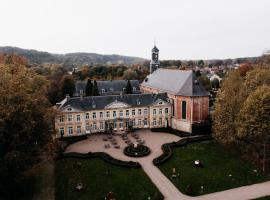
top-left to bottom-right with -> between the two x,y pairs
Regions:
74,79 -> 141,96
141,68 -> 209,96
57,93 -> 169,112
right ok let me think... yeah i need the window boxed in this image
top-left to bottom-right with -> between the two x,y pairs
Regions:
119,122 -> 123,128
76,115 -> 80,122
159,118 -> 162,125
123,88 -> 126,92
153,109 -> 156,115
144,109 -> 148,115
100,122 -> 104,130
126,110 -> 129,117
86,124 -> 90,131
93,122 -> 97,130
133,87 -> 136,92
182,101 -> 187,120
68,115 -> 72,122
138,119 -> 142,126
92,112 -> 96,119
138,109 -> 141,115
106,111 -> 110,118
132,119 -> 136,126
100,112 -> 103,118
77,126 -> 81,134
59,116 -> 64,122
67,107 -> 72,111
85,113 -> 89,120
159,101 -> 163,105
101,89 -> 105,93
165,108 -> 169,114
113,122 -> 117,129
119,110 -> 123,117
159,109 -> 162,115
132,109 -> 135,116
153,118 -> 156,126
113,111 -> 116,117
59,127 -> 64,135
144,118 -> 148,126
68,127 -> 73,135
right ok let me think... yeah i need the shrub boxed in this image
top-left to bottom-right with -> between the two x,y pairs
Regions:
58,152 -> 141,168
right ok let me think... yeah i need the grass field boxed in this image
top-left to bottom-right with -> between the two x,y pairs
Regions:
55,158 -> 163,200
158,140 -> 269,196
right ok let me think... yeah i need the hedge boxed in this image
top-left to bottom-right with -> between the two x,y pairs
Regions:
153,135 -> 212,166
58,152 -> 141,168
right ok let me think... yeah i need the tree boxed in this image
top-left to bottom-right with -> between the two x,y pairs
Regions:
238,63 -> 253,77
61,75 -> 75,97
198,60 -> 204,68
123,69 -> 138,80
85,79 -> 93,96
211,78 -> 220,89
0,55 -> 53,199
198,75 -> 211,91
92,80 -> 100,96
125,80 -> 133,94
236,86 -> 270,153
212,70 -> 247,145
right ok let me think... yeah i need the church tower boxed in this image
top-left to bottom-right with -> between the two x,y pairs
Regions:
150,45 -> 160,73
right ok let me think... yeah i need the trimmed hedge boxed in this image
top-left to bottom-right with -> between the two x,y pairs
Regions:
151,127 -> 191,137
58,152 -> 141,168
153,135 -> 212,166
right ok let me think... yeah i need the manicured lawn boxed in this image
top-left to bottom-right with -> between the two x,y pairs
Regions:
158,140 -> 269,196
55,158 -> 163,200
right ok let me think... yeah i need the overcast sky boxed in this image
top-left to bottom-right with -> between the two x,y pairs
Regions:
1,0 -> 270,60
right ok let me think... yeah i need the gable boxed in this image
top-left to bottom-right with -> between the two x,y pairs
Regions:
105,100 -> 130,109
152,98 -> 171,106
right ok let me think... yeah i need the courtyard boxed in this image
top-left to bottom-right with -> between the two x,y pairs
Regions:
58,130 -> 270,200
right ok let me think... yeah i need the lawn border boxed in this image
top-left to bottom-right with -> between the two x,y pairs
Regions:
153,135 -> 212,165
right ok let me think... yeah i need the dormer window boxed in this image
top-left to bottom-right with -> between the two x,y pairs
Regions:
159,102 -> 163,105
101,89 -> 105,93
133,87 -> 136,92
123,88 -> 126,92
136,99 -> 140,105
67,107 -> 72,111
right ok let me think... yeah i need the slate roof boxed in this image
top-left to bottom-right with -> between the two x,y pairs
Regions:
58,93 -> 168,111
141,68 -> 209,96
152,46 -> 159,52
74,80 -> 140,96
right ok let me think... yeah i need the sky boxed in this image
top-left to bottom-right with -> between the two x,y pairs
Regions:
1,0 -> 270,60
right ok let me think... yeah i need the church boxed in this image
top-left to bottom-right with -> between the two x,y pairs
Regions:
54,46 -> 209,138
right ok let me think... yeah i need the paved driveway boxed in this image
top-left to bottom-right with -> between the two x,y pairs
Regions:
65,130 -> 270,200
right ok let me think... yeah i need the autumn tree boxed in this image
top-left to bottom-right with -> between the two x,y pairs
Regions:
198,75 -> 211,91
212,70 -> 247,145
0,55 -> 53,199
236,86 -> 270,153
123,69 -> 138,80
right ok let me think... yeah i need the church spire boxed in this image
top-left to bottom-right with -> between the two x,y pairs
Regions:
150,42 -> 160,74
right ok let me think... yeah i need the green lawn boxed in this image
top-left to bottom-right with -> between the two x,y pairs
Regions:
158,140 -> 269,196
254,196 -> 270,200
55,158 -> 163,200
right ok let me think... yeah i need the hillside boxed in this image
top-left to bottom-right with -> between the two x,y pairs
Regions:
0,46 -> 146,65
